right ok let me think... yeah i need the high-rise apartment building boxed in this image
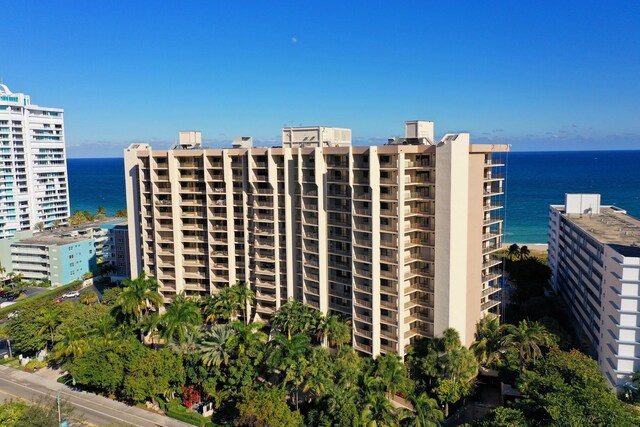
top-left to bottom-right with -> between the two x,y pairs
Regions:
0,84 -> 69,238
549,194 -> 640,388
125,121 -> 508,356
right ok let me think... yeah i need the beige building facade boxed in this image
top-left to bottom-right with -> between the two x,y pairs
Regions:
125,122 -> 508,356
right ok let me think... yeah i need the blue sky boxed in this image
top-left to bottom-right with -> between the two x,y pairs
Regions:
3,1 -> 639,157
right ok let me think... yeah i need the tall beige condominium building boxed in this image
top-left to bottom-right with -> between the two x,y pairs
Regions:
125,122 -> 508,356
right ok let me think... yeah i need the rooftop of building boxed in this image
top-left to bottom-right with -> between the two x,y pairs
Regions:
11,217 -> 126,247
557,206 -> 640,257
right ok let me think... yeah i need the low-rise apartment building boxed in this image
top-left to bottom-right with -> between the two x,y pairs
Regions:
549,194 -> 640,387
0,218 -> 127,286
125,122 -> 509,356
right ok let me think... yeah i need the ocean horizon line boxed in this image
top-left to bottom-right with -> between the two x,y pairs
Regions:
66,147 -> 640,160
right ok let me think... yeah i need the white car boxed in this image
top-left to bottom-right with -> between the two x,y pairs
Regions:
62,291 -> 80,299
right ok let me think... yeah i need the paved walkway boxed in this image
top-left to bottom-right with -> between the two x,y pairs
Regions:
0,365 -> 191,427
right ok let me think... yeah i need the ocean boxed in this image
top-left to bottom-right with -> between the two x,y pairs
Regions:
68,150 -> 640,244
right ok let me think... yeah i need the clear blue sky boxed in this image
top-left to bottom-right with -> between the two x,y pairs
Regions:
3,1 -> 639,157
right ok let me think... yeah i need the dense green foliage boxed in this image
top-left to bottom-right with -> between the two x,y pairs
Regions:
3,260 -> 635,426
0,398 -> 76,427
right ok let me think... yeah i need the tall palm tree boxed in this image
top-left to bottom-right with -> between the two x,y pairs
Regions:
200,294 -> 218,325
160,293 -> 202,345
54,326 -> 89,362
38,309 -> 62,351
113,273 -> 163,341
471,316 -> 505,367
519,245 -> 530,260
197,324 -> 235,368
373,353 -> 412,400
140,312 -> 162,349
229,321 -> 267,357
502,320 -> 555,368
213,290 -> 238,322
407,393 -> 444,427
231,282 -> 255,325
266,333 -> 311,408
302,346 -> 334,399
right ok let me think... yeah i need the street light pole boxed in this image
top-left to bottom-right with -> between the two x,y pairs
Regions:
58,377 -> 75,426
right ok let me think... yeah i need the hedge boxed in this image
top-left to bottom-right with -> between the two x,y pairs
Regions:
0,280 -> 83,318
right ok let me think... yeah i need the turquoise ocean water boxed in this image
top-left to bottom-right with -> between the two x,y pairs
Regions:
68,150 -> 640,244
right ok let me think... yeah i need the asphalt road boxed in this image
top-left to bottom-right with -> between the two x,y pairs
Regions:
0,365 -> 191,427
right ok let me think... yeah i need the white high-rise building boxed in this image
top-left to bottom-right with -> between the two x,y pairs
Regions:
0,84 -> 69,238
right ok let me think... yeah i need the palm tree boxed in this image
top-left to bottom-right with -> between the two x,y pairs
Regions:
169,329 -> 199,357
38,309 -> 62,351
507,243 -> 520,260
160,293 -> 202,345
360,390 -> 400,427
229,321 -> 267,357
214,289 -> 239,322
374,353 -> 412,400
502,320 -> 555,368
407,393 -> 444,427
230,282 -> 255,325
197,324 -> 235,368
54,326 -> 89,362
519,245 -> 530,260
35,222 -> 45,232
271,300 -> 320,340
302,346 -> 334,399
471,316 -> 505,367
0,263 -> 6,279
140,312 -> 162,349
266,333 -> 312,409
200,294 -> 218,325
96,206 -> 107,219
113,273 -> 163,341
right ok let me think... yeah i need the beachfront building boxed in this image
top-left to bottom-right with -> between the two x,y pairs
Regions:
125,121 -> 509,356
0,84 -> 69,238
549,194 -> 640,388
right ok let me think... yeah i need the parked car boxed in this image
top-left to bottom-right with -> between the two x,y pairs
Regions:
62,291 -> 80,299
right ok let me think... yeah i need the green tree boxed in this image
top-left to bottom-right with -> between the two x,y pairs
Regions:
112,273 -> 163,341
115,209 -> 127,218
360,390 -> 403,427
373,353 -> 412,400
230,321 -> 268,357
307,385 -> 360,427
197,324 -> 235,368
35,222 -> 44,232
79,289 -> 98,305
515,349 -> 639,426
122,346 -> 184,403
69,339 -> 127,395
408,329 -> 478,417
160,293 -> 202,345
53,325 -> 89,363
96,205 -> 107,219
38,308 -> 62,351
271,300 -> 322,340
507,243 -> 520,260
303,346 -> 334,400
471,316 -> 505,367
235,386 -> 303,427
266,333 -> 312,409
502,320 -> 556,369
474,407 -> 528,427
408,393 -> 444,427
231,281 -> 255,325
